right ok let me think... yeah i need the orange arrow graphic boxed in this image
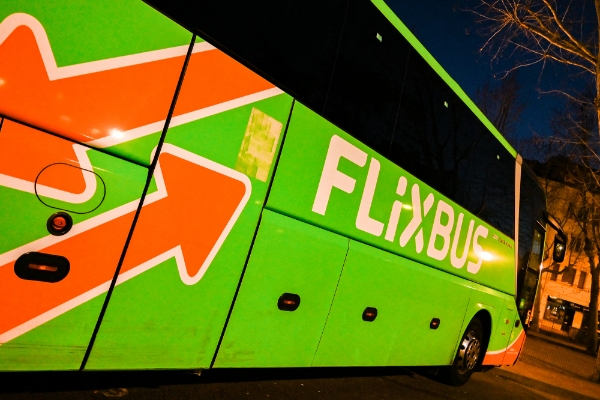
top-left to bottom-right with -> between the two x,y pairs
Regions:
0,144 -> 251,343
0,13 -> 274,189
482,329 -> 525,365
0,120 -> 89,195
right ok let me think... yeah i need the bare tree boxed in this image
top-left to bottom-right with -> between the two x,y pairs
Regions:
473,0 -> 600,380
475,71 -> 527,146
553,92 -> 600,356
472,0 -> 599,135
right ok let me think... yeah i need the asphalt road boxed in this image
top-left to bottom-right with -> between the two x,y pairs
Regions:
0,366 -> 591,400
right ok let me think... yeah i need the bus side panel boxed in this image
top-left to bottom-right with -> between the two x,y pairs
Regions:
455,285 -> 525,366
502,315 -> 525,365
0,120 -> 147,371
266,102 -> 515,296
313,240 -> 470,367
214,210 -> 349,368
480,298 -> 521,365
84,57 -> 294,369
0,0 -> 193,166
458,285 -> 511,366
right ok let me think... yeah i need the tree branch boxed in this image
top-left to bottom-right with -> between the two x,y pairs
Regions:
541,0 -> 596,60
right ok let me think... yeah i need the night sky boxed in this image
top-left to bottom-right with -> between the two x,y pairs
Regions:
385,0 -> 575,149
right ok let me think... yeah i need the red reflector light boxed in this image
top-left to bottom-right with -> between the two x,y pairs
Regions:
47,212 -> 73,236
28,263 -> 58,272
283,299 -> 296,305
52,216 -> 67,230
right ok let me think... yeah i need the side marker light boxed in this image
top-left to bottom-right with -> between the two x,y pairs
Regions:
362,307 -> 378,322
28,263 -> 58,272
15,252 -> 70,283
278,293 -> 300,312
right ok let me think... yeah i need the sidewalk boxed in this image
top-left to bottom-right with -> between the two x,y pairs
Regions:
520,334 -> 597,380
528,328 -> 588,352
498,359 -> 600,399
493,331 -> 600,400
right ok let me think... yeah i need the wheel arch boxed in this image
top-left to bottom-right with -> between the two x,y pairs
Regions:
473,309 -> 492,362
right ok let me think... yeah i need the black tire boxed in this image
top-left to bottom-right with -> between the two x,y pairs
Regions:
442,318 -> 483,386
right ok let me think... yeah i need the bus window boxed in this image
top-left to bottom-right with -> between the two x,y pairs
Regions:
323,0 -> 410,156
390,51 -> 515,238
517,165 -> 547,326
145,0 -> 348,115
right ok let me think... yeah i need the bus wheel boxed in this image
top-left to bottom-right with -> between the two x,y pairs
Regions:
442,318 -> 483,386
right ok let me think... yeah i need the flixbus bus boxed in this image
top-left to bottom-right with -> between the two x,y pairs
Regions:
0,0 -> 565,386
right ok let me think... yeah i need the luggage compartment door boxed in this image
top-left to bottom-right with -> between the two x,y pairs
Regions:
214,210 -> 348,367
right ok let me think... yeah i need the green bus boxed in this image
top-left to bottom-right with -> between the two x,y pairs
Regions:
0,0 -> 564,386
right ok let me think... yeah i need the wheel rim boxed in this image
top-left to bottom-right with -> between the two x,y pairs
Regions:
456,331 -> 481,374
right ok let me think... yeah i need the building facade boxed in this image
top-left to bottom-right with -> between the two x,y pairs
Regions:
532,161 -> 600,342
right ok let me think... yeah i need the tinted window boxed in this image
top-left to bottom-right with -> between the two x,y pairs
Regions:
144,0 -> 348,113
390,51 -> 515,237
145,0 -> 517,237
390,51 -> 460,197
515,166 -> 545,321
323,0 -> 410,155
459,113 -> 515,237
517,166 -> 546,272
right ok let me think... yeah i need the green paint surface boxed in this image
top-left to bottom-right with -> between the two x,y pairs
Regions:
461,282 -> 511,353
1,0 -> 194,66
215,210 -> 349,368
267,102 -> 515,296
489,298 -> 518,354
85,95 -> 294,370
314,240 -> 471,367
0,292 -> 105,371
86,258 -> 227,369
0,148 -> 147,256
116,95 -> 293,170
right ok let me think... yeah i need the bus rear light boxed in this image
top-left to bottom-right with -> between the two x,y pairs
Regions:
430,318 -> 441,330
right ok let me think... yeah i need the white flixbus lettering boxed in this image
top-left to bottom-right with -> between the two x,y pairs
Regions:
356,158 -> 385,236
312,134 -> 492,275
467,225 -> 489,274
384,176 -> 408,242
427,200 -> 454,261
399,183 -> 434,253
312,135 -> 367,215
450,213 -> 475,269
